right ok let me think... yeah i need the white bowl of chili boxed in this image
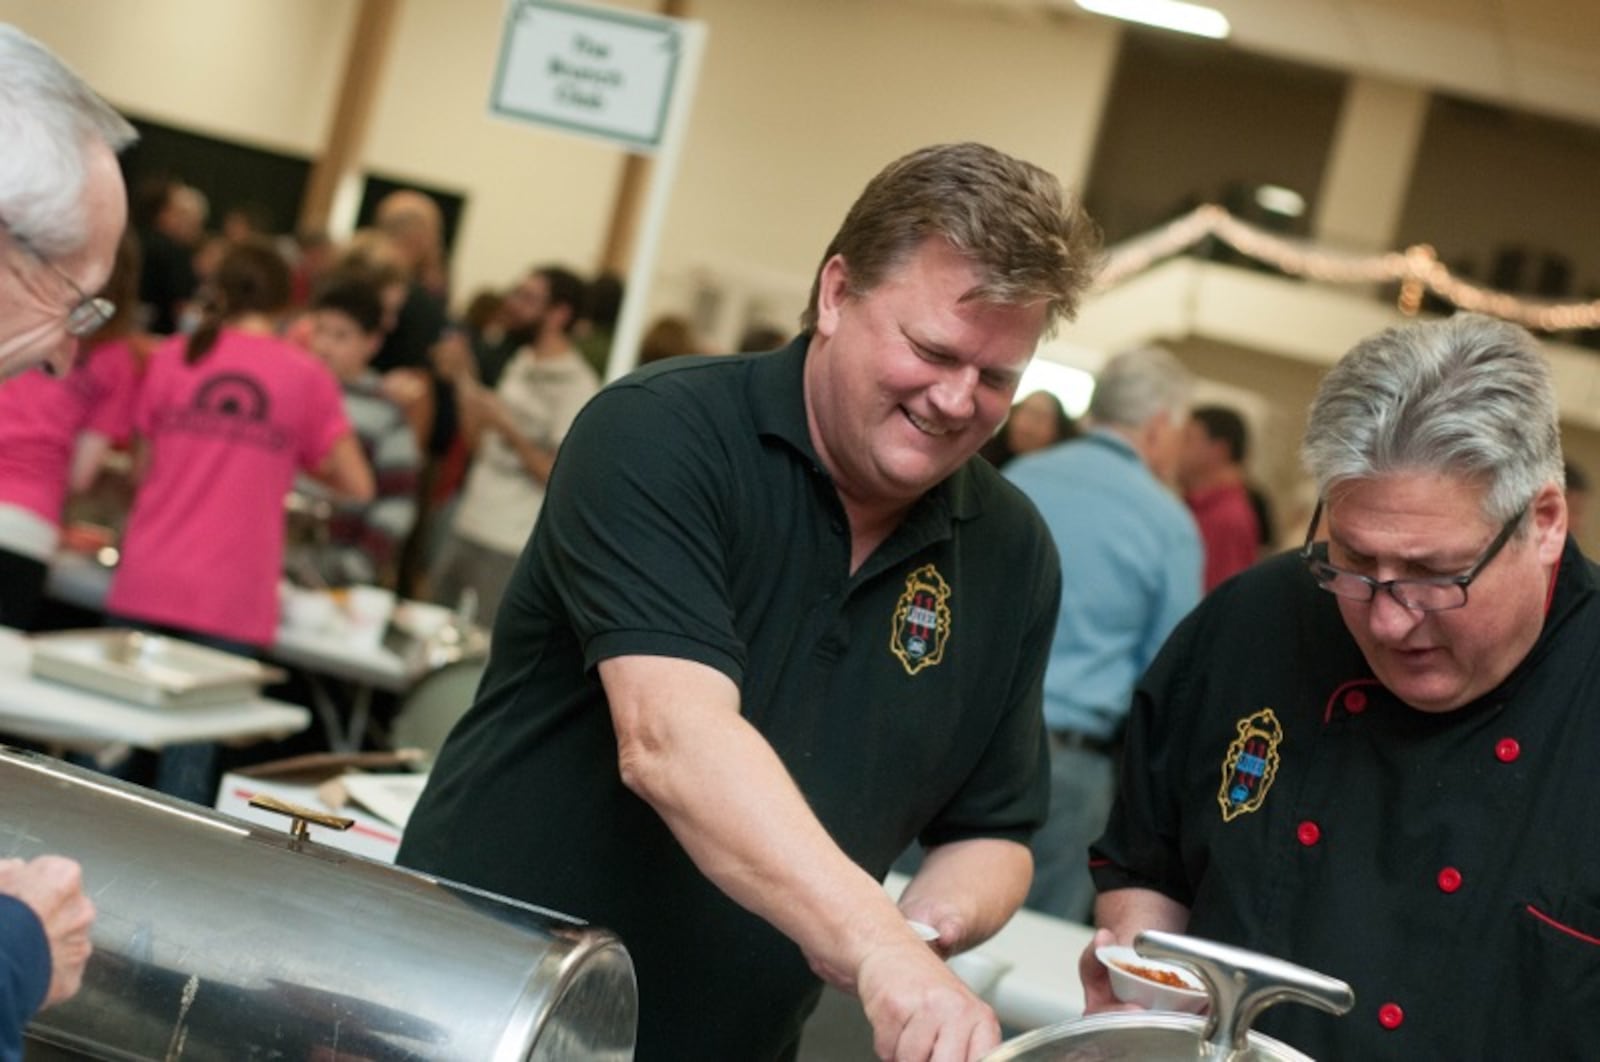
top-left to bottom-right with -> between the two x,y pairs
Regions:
1096,944 -> 1209,1013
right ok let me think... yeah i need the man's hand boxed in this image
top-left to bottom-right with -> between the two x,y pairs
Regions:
1081,888 -> 1191,1014
855,934 -> 1001,1062
1078,927 -> 1146,1015
0,856 -> 95,1007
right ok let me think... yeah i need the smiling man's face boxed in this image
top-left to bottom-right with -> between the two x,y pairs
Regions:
803,237 -> 1046,511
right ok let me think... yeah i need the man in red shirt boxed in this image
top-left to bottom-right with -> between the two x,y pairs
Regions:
1179,404 -> 1261,591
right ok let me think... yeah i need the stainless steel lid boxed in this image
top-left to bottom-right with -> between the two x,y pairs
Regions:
982,931 -> 1354,1062
0,747 -> 636,1060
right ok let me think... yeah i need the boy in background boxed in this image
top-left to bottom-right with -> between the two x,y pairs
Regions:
302,276 -> 421,589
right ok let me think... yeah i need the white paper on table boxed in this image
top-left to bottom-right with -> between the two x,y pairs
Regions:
340,772 -> 429,829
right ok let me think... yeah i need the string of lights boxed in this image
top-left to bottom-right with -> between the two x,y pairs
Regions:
1094,204 -> 1600,333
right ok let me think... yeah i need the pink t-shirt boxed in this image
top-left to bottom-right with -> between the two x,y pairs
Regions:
0,338 -> 141,523
108,329 -> 350,646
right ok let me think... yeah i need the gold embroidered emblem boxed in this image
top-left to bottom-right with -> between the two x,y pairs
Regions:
1217,708 -> 1283,822
889,563 -> 951,676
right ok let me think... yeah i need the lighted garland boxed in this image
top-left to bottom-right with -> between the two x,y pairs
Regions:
1094,204 -> 1600,333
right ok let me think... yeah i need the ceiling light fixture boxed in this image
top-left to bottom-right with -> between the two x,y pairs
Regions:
1074,0 -> 1230,39
1254,184 -> 1306,218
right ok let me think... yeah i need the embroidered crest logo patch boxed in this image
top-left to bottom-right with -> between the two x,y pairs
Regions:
1218,708 -> 1283,822
890,563 -> 951,676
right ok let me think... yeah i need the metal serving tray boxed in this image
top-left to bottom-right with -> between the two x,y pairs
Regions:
29,629 -> 286,710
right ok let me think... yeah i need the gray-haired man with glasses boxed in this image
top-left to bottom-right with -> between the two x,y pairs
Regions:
1079,312 -> 1599,1059
0,20 -> 136,1054
0,23 -> 136,380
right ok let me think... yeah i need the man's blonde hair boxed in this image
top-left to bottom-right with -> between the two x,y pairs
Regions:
800,142 -> 1101,335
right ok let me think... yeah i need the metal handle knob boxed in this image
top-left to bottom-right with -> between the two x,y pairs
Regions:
248,793 -> 356,841
1135,930 -> 1354,1056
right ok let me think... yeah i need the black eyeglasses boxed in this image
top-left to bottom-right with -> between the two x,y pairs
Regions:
1299,497 -> 1526,612
0,215 -> 114,338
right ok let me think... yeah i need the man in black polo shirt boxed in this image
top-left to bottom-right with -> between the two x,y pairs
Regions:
1082,313 -> 1600,1057
398,142 -> 1101,1061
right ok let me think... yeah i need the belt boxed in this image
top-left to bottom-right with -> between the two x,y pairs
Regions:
1049,728 -> 1119,756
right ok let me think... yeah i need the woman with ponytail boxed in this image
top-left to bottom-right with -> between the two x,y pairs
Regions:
107,239 -> 373,654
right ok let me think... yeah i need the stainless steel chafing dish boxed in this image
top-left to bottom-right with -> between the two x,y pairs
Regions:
0,747 -> 636,1060
983,931 -> 1353,1062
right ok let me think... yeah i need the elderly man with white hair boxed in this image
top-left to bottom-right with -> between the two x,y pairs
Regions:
0,23 -> 136,380
0,21 -> 135,1057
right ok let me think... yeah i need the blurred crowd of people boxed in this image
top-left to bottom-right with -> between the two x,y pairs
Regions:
8,173 -> 801,643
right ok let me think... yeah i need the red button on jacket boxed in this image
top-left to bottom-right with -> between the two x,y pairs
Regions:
1437,867 -> 1462,893
1379,1002 -> 1405,1029
1495,738 -> 1521,763
1297,821 -> 1321,846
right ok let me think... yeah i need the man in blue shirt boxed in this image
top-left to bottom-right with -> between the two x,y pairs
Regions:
1004,346 -> 1202,921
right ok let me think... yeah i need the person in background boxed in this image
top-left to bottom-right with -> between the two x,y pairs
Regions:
1003,347 -> 1202,923
133,178 -> 206,335
1084,314 -> 1600,1057
428,265 -> 597,624
1178,404 -> 1262,591
301,274 -> 421,590
457,287 -> 506,383
370,191 -> 460,597
399,141 -> 1101,1061
219,202 -> 272,246
737,322 -> 790,353
979,388 -> 1078,468
110,239 -> 374,648
369,190 -> 448,374
287,227 -> 335,311
573,269 -> 622,378
0,231 -> 146,629
0,19 -> 137,1048
106,240 -> 372,800
637,313 -> 700,365
470,272 -> 544,390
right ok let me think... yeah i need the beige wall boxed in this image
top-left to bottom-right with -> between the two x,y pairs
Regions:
0,0 -> 353,155
0,0 -> 1119,326
649,0 -> 1118,313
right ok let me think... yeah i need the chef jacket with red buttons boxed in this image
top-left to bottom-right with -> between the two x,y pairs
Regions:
1091,539 -> 1600,1059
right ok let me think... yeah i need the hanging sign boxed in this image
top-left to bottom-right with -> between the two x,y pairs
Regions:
489,0 -> 686,153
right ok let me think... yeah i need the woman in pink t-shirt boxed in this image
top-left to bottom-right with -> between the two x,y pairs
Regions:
108,239 -> 374,649
0,232 -> 146,630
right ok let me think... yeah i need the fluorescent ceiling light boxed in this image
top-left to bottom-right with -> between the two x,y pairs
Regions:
1254,184 -> 1306,217
1075,0 -> 1230,39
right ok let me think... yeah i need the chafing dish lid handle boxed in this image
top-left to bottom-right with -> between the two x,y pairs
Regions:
248,793 -> 356,840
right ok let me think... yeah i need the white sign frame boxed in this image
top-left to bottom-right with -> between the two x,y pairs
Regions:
490,0 -> 686,154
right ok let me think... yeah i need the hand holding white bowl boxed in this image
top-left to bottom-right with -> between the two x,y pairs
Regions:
1095,943 -> 1209,1014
